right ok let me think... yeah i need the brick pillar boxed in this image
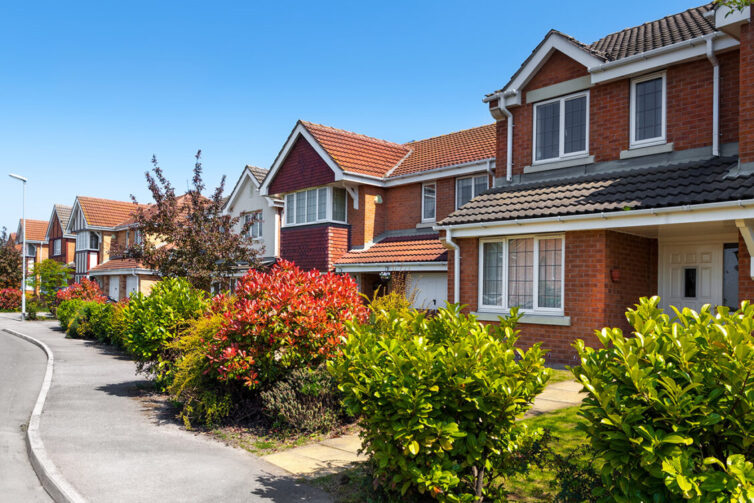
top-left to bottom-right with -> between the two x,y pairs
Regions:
740,20 -> 754,164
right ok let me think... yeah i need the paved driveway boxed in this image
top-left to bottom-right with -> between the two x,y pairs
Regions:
0,316 -> 331,503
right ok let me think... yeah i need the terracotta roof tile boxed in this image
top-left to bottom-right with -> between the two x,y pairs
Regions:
392,124 -> 496,177
89,258 -> 146,272
77,196 -> 141,228
335,234 -> 448,265
18,219 -> 49,242
301,121 -> 411,177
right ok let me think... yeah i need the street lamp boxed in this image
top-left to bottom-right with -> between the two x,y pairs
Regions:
9,173 -> 27,321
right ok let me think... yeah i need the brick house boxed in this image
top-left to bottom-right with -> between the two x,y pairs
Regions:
260,120 -> 495,308
15,219 -> 49,291
437,3 -> 754,363
44,204 -> 76,281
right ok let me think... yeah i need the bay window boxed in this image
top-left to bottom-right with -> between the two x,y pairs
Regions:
533,92 -> 589,163
479,235 -> 564,313
285,187 -> 348,226
422,182 -> 436,222
630,72 -> 666,147
456,174 -> 488,208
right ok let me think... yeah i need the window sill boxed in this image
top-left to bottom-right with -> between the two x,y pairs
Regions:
523,155 -> 594,174
620,142 -> 673,159
416,221 -> 435,229
473,311 -> 571,326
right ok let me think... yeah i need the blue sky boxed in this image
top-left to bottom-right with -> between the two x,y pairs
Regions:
0,0 -> 697,231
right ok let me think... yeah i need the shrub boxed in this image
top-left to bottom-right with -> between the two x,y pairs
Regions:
122,277 -> 208,385
57,299 -> 84,331
206,260 -> 368,389
369,290 -> 414,319
330,305 -> 550,502
572,296 -> 754,502
260,364 -> 345,433
168,311 -> 233,428
26,300 -> 40,320
108,300 -> 130,348
55,278 -> 106,306
88,303 -> 115,343
0,288 -> 22,311
29,259 -> 71,307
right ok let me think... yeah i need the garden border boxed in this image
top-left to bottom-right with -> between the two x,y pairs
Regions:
3,328 -> 87,503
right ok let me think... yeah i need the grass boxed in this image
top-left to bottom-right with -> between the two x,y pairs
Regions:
311,406 -> 589,503
547,367 -> 575,385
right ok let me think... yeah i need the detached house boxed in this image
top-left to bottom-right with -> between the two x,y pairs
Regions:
261,120 -> 495,309
437,3 -> 754,362
44,204 -> 76,273
223,165 -> 281,278
15,219 -> 49,290
66,196 -> 158,299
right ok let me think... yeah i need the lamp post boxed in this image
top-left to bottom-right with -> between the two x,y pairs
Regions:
9,173 -> 27,321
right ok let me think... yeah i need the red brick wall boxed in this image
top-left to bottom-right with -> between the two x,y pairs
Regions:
268,137 -> 335,194
349,186 -> 386,247
493,49 -> 742,178
451,230 -> 658,364
327,226 -> 350,271
741,22 -> 754,163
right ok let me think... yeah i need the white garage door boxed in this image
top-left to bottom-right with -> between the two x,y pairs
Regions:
126,276 -> 139,297
407,273 -> 448,310
108,276 -> 120,301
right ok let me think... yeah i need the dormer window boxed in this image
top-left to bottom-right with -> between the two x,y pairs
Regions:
630,72 -> 666,148
533,91 -> 589,163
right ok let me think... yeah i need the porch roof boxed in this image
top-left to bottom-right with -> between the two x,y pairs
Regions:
335,234 -> 448,266
440,156 -> 752,226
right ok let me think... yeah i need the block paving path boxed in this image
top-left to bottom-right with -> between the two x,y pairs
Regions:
263,378 -> 585,476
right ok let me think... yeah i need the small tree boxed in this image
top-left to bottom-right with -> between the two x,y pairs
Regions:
123,151 -> 261,291
30,259 -> 72,305
0,227 -> 22,290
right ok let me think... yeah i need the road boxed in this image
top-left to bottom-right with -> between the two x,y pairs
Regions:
0,315 -> 331,502
0,328 -> 52,502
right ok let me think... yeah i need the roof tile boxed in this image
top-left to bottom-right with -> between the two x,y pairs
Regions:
18,219 -> 49,242
77,196 -> 141,228
336,234 -> 448,265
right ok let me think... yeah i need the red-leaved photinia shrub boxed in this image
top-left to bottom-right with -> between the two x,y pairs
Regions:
0,288 -> 22,310
206,259 -> 368,389
56,278 -> 107,304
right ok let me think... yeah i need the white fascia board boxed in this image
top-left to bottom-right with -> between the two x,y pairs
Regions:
339,172 -> 385,186
44,206 -> 57,241
260,123 -> 344,196
383,159 -> 495,187
715,5 -> 750,31
590,34 -> 738,84
335,262 -> 448,273
438,200 -> 754,238
88,268 -> 156,277
65,198 -> 82,235
224,168 -> 254,213
497,34 -> 604,107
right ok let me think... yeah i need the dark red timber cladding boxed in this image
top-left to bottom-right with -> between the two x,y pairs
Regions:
280,225 -> 331,271
741,21 -> 754,164
268,137 -> 336,194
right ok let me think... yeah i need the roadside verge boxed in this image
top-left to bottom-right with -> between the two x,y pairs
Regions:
3,328 -> 87,503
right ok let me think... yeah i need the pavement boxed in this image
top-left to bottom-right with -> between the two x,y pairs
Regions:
0,314 -> 331,503
0,330 -> 52,502
262,376 -> 585,477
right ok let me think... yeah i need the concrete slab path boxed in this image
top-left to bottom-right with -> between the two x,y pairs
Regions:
263,374 -> 585,476
0,315 -> 331,502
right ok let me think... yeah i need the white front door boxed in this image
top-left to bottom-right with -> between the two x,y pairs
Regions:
108,276 -> 120,301
660,243 -> 722,313
126,276 -> 138,297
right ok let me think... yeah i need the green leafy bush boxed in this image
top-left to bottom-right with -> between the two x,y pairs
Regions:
25,300 -> 40,320
57,299 -> 84,331
88,303 -> 115,343
260,364 -> 345,433
122,277 -> 208,386
168,312 -> 232,428
108,301 -> 130,348
573,296 -> 754,502
330,305 -> 550,502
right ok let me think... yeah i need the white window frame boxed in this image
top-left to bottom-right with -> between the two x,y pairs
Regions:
455,174 -> 489,209
477,234 -> 565,315
53,238 -> 62,256
629,72 -> 667,149
421,182 -> 436,222
76,231 -> 100,252
532,91 -> 590,165
283,186 -> 348,227
243,211 -> 263,239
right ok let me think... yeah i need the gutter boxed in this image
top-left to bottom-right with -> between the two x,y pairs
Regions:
590,34 -> 717,73
705,34 -> 720,157
436,198 -> 754,232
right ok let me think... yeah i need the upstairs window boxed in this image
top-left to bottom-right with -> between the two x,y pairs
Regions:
533,92 -> 589,163
134,230 -> 142,245
90,232 -> 99,250
422,182 -> 436,222
243,211 -> 263,239
630,73 -> 666,147
26,243 -> 36,257
456,174 -> 488,209
76,231 -> 99,251
285,187 -> 348,226
53,239 -> 62,256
